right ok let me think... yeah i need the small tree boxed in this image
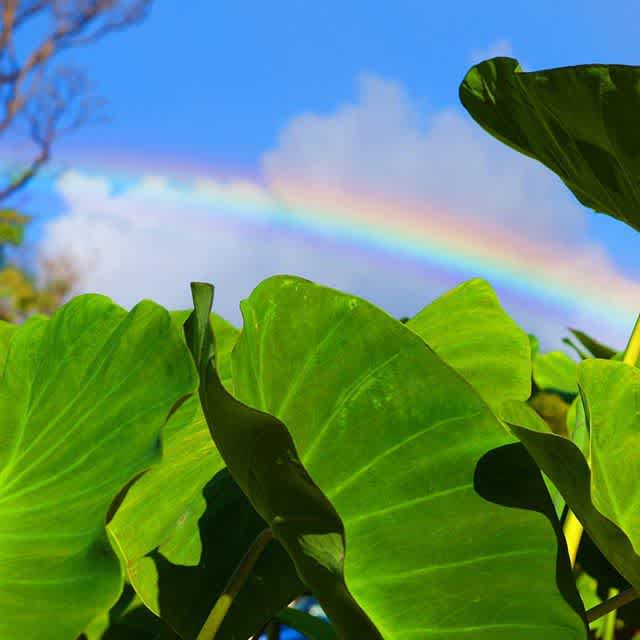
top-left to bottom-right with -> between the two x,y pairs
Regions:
0,0 -> 152,322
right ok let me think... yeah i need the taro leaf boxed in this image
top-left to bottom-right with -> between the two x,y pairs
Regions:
187,277 -> 587,639
533,351 -> 578,395
569,329 -> 617,360
277,607 -> 337,640
170,310 -> 239,392
460,57 -> 640,233
109,312 -> 303,640
0,294 -> 197,640
501,386 -> 640,593
405,278 -> 531,412
578,360 -> 640,556
401,277 -> 564,520
404,280 -> 570,516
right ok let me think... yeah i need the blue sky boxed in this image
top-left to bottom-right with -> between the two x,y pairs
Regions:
5,1 -> 640,351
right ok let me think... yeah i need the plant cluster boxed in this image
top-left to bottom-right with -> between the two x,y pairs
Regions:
3,57 -> 640,640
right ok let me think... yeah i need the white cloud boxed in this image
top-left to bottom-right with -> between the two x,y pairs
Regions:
39,170 -> 422,326
39,69 -> 640,351
262,72 -> 588,246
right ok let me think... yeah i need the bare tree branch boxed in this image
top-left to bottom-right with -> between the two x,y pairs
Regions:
0,0 -> 151,203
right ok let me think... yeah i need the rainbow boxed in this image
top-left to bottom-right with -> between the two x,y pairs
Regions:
7,145 -> 639,352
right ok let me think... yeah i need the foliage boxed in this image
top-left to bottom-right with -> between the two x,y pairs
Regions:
0,254 -> 77,322
4,55 -> 640,640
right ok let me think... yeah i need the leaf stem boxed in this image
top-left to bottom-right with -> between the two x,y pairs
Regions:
602,587 -> 619,640
585,586 -> 639,623
623,313 -> 640,367
196,528 -> 274,640
563,509 -> 583,568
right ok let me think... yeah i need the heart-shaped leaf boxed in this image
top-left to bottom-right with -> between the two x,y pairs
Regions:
460,57 -> 640,233
0,295 -> 197,640
187,277 -> 587,639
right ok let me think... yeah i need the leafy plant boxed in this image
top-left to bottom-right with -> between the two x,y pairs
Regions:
4,55 -> 640,640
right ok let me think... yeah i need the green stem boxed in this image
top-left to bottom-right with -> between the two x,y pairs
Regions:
563,508 -> 583,568
602,587 -> 619,640
196,528 -> 274,640
586,586 -> 639,624
623,313 -> 640,367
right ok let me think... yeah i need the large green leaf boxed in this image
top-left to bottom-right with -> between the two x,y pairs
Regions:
501,361 -> 640,594
405,279 -> 565,520
406,278 -> 531,412
459,57 -> 640,233
0,294 -> 197,640
109,311 -> 303,639
579,360 -> 640,556
187,277 -> 587,639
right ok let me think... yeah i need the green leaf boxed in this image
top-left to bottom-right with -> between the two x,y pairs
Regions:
406,278 -> 531,412
501,368 -> 640,595
533,351 -> 579,395
568,329 -> 617,360
0,294 -> 197,640
169,310 -> 239,392
460,57 -> 640,233
277,607 -> 337,640
187,277 -> 587,639
109,312 -> 303,640
578,361 -> 640,556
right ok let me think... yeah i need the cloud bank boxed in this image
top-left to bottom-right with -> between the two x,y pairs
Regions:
39,49 -> 639,350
